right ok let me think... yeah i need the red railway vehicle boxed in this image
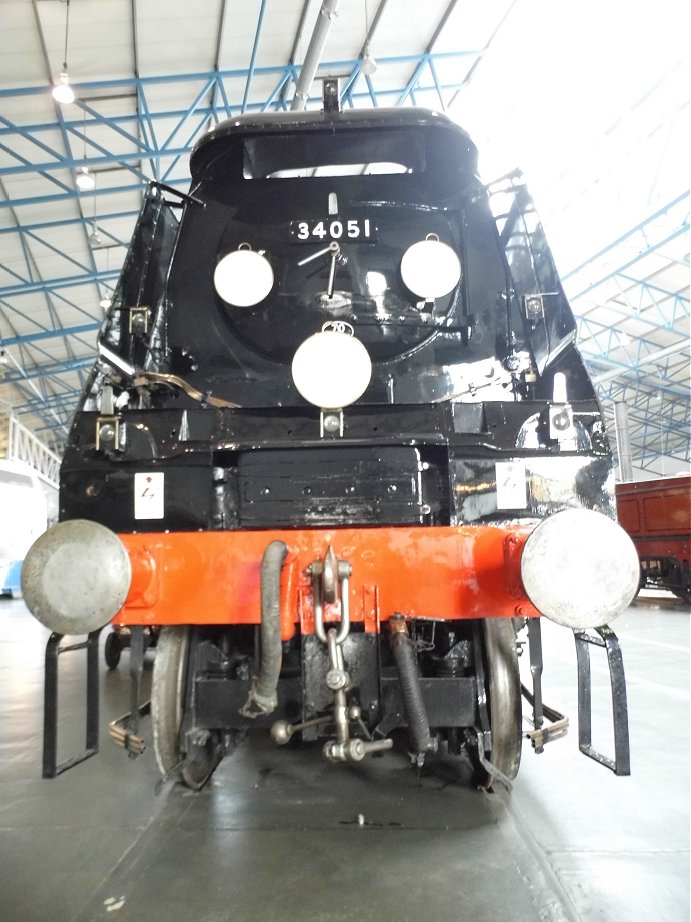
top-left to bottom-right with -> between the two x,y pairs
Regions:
616,476 -> 691,605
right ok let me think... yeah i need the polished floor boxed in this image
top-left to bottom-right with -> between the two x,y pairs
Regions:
0,594 -> 688,922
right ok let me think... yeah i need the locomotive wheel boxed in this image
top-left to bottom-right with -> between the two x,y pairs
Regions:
474,618 -> 522,789
151,625 -> 219,790
104,630 -> 122,669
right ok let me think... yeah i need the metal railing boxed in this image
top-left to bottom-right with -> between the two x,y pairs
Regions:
7,415 -> 60,487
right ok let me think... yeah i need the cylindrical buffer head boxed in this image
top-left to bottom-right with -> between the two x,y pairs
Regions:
21,519 -> 132,635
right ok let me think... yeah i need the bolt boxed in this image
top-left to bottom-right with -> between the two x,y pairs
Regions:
346,739 -> 366,761
326,668 -> 348,690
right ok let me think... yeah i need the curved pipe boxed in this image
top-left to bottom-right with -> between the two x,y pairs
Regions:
389,615 -> 434,756
240,540 -> 288,718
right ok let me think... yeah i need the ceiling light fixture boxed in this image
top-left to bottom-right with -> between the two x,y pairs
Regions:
362,50 -> 377,76
87,171 -> 103,244
76,166 -> 95,191
88,220 -> 102,246
361,0 -> 377,76
99,250 -> 112,309
76,105 -> 95,191
52,71 -> 75,105
51,0 -> 75,105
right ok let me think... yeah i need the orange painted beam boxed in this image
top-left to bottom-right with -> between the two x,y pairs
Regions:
114,524 -> 540,634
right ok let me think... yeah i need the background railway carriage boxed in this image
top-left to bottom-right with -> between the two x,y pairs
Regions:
22,86 -> 640,789
616,475 -> 691,605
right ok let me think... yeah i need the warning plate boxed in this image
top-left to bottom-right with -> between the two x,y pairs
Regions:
495,461 -> 527,510
134,472 -> 165,519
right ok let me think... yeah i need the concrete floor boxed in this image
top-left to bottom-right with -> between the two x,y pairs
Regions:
0,595 -> 688,922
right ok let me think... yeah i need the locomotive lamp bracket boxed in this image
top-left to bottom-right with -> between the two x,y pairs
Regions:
96,414 -> 124,451
524,294 -> 545,323
320,408 -> 344,437
548,403 -> 575,444
524,291 -> 562,324
128,306 -> 149,335
548,371 -> 576,447
322,77 -> 341,113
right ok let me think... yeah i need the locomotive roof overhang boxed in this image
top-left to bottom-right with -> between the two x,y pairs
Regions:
190,107 -> 478,180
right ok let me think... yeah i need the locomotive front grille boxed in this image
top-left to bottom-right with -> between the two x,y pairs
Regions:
237,446 -> 447,528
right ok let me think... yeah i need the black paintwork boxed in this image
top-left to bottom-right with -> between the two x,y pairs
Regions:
60,398 -> 612,531
58,106 -> 623,768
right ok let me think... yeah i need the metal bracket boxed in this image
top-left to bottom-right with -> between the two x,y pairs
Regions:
548,403 -> 576,445
521,617 -> 569,751
303,548 -> 392,764
320,408 -> 344,438
308,545 -> 351,643
524,293 -> 545,323
128,306 -> 149,335
521,685 -> 569,749
468,728 -> 513,792
95,414 -> 123,451
574,625 -> 630,776
526,617 -> 544,743
43,629 -> 102,778
107,625 -> 153,758
322,77 -> 340,113
108,701 -> 150,755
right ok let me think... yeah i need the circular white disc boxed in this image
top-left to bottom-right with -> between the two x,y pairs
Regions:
400,238 -> 461,299
291,331 -> 372,409
520,508 -> 640,629
214,249 -> 274,307
21,519 -> 132,635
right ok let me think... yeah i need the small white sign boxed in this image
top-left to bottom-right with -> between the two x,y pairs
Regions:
134,472 -> 165,519
496,461 -> 527,510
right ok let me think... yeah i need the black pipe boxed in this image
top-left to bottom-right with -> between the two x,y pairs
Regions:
389,615 -> 434,756
240,540 -> 288,718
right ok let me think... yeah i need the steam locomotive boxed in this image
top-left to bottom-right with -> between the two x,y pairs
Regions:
23,81 -> 640,789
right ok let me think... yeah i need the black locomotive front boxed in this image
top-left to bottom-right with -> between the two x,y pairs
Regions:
22,96 -> 640,789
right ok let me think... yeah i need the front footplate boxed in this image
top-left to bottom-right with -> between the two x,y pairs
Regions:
574,625 -> 630,776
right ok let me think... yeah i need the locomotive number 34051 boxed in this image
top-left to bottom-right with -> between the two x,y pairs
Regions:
290,218 -> 375,242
